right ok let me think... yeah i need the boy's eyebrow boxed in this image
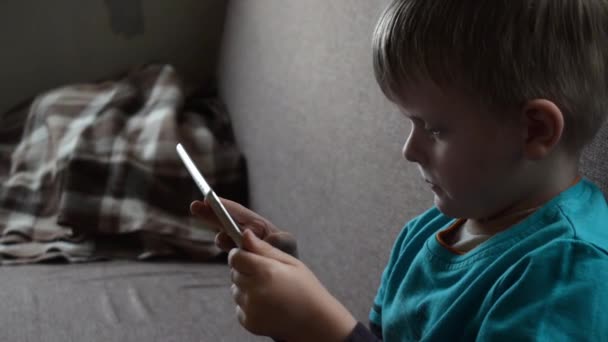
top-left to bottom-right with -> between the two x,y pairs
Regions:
399,110 -> 421,120
396,105 -> 423,120
398,107 -> 443,123
400,112 -> 445,127
397,105 -> 440,122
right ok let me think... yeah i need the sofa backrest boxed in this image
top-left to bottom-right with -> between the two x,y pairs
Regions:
218,0 -> 430,321
582,120 -> 608,195
218,0 -> 608,322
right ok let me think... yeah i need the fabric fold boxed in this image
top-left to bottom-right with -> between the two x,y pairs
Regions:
0,64 -> 248,264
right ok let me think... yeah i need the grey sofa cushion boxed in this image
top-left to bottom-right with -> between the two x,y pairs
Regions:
0,261 -> 264,341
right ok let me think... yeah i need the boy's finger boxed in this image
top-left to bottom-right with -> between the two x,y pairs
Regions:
194,197 -> 249,222
190,201 -> 219,221
191,200 -> 266,235
230,283 -> 248,307
228,245 -> 283,277
213,198 -> 272,235
216,227 -> 267,252
264,232 -> 299,257
215,232 -> 237,251
230,268 -> 256,288
216,198 -> 258,221
241,230 -> 297,265
190,200 -> 206,213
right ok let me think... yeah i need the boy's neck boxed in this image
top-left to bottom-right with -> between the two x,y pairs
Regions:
468,156 -> 580,235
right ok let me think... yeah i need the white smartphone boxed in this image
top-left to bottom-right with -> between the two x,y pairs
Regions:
176,143 -> 243,247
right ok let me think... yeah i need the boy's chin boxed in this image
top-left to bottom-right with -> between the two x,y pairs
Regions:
435,197 -> 492,220
433,196 -> 464,219
432,188 -> 475,218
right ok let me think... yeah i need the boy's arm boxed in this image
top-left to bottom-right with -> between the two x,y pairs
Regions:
229,230 -> 358,341
478,242 -> 608,341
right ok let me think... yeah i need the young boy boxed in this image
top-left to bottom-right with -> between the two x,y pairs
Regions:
191,0 -> 608,340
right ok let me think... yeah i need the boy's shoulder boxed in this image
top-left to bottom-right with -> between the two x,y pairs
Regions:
544,178 -> 608,251
489,178 -> 608,271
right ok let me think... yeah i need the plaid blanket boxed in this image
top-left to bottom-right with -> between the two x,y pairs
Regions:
0,64 -> 247,264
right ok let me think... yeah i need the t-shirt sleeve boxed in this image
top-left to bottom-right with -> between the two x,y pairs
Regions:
369,223 -> 412,329
478,241 -> 608,341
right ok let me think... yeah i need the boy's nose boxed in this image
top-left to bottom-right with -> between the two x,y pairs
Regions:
403,129 -> 424,164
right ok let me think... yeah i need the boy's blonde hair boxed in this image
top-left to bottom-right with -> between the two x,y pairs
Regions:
373,0 -> 608,151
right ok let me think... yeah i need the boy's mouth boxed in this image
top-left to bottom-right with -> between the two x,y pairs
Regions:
424,179 -> 442,194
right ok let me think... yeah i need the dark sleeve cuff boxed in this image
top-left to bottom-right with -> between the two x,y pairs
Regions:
344,322 -> 382,342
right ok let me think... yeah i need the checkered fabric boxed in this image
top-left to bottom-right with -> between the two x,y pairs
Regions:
0,64 -> 247,264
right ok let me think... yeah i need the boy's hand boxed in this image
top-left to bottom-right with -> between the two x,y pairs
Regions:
190,199 -> 298,257
229,230 -> 357,341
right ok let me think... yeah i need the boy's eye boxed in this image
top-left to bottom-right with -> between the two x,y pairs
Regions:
424,126 -> 442,137
408,117 -> 444,138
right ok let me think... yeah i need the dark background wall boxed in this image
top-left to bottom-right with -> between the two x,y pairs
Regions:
0,0 -> 226,111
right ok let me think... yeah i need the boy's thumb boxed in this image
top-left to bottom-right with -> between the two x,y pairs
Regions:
241,230 -> 295,264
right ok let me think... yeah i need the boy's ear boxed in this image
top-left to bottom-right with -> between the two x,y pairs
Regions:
521,99 -> 564,160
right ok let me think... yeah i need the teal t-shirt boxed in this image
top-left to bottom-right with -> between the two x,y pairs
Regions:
370,179 -> 608,341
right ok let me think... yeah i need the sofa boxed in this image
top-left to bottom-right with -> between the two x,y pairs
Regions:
1,1 -> 606,341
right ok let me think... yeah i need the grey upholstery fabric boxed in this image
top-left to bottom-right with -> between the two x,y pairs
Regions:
582,119 -> 608,195
0,261 -> 263,341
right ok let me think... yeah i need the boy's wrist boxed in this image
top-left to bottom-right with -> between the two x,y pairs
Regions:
289,293 -> 357,342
